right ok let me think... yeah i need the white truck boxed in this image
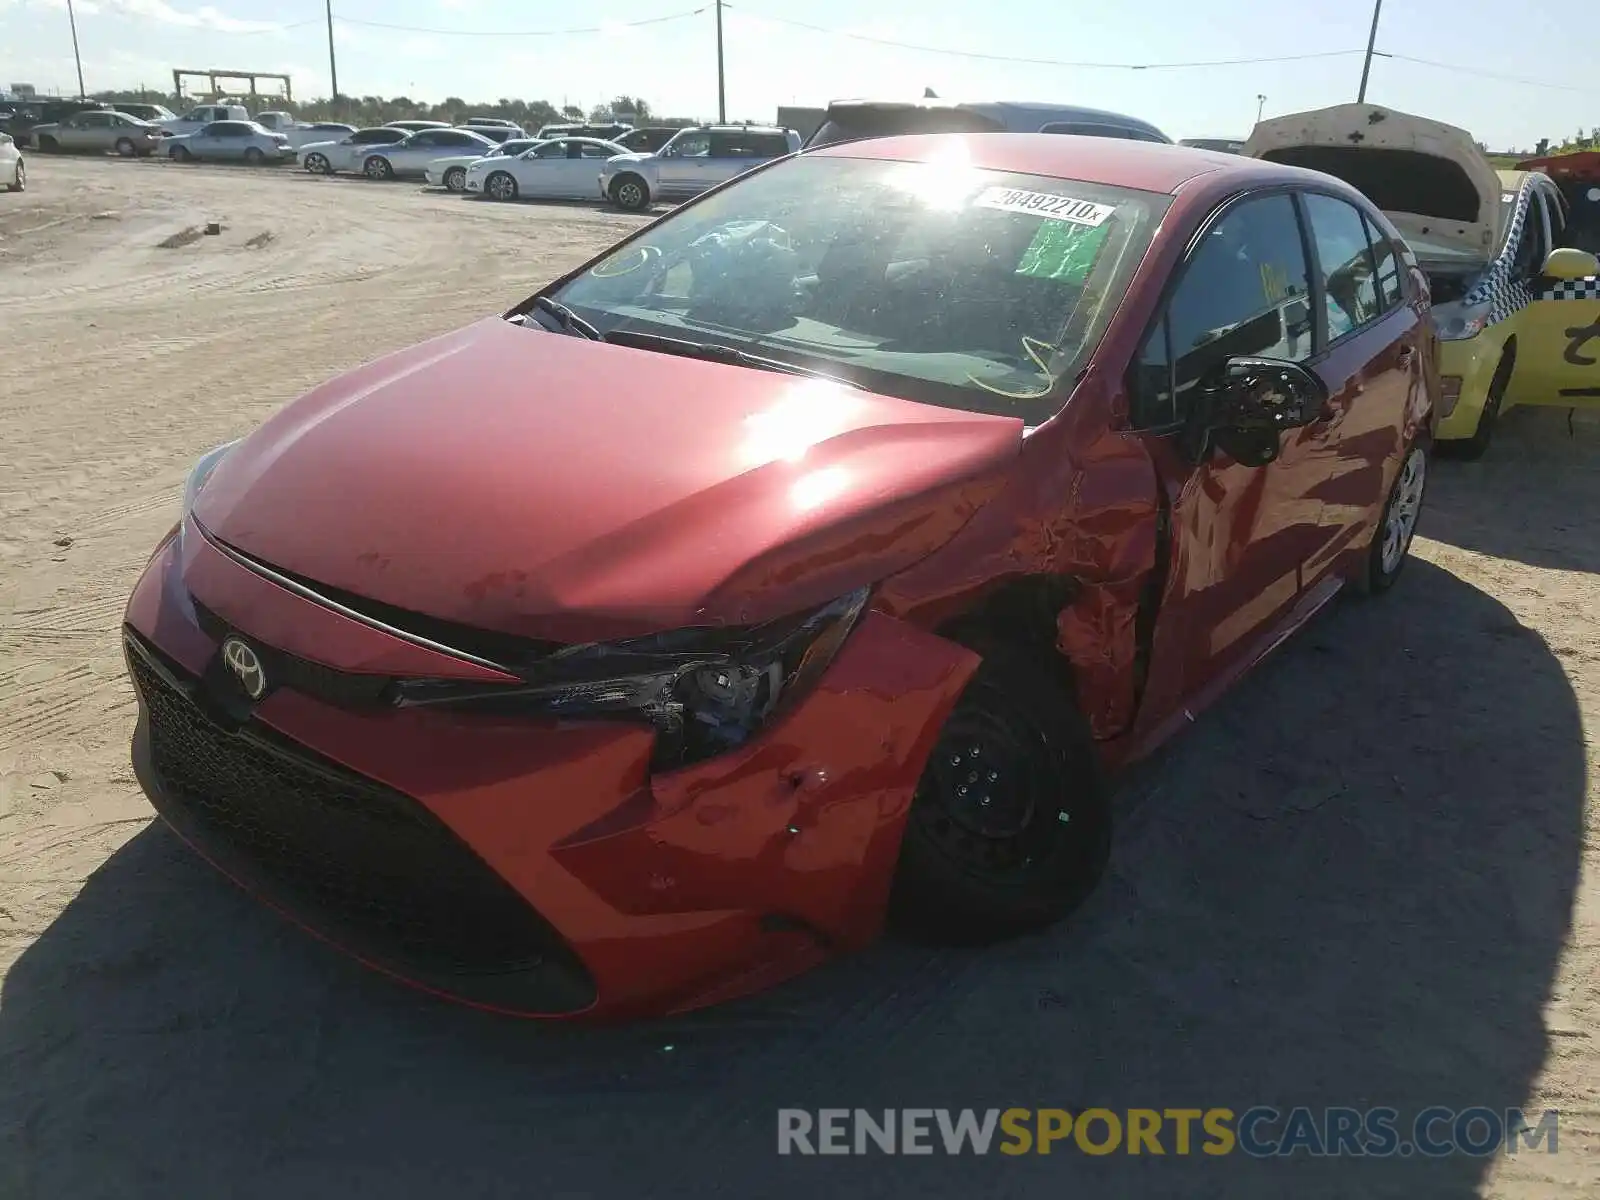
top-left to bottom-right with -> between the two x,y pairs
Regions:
253,111 -> 357,150
159,103 -> 250,136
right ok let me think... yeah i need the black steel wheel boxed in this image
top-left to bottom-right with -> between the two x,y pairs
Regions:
890,639 -> 1111,942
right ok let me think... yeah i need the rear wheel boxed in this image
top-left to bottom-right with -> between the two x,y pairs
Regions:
443,166 -> 467,193
6,159 -> 22,192
889,640 -> 1111,943
611,173 -> 650,212
486,171 -> 518,201
1358,439 -> 1429,594
114,137 -> 136,157
364,155 -> 393,180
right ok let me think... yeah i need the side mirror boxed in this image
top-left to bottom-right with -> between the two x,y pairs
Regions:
1185,356 -> 1329,467
1212,356 -> 1329,433
1542,247 -> 1600,281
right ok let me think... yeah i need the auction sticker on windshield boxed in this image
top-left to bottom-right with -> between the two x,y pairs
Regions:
973,188 -> 1116,227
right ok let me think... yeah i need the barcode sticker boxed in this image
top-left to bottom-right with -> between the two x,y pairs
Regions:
973,187 -> 1116,227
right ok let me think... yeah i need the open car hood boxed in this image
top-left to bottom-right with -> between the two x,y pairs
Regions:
1243,103 -> 1504,258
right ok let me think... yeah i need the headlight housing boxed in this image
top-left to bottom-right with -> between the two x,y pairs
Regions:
182,440 -> 239,515
1435,303 -> 1492,342
392,587 -> 871,770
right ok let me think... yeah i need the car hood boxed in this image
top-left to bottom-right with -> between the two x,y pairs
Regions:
603,152 -> 653,167
1244,103 -> 1504,258
192,317 -> 1024,644
297,139 -> 345,153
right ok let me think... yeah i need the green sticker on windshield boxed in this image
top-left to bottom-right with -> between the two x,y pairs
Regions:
1015,220 -> 1108,283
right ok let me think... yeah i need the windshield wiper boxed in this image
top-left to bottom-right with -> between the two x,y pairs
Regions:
531,295 -> 602,341
600,329 -> 861,387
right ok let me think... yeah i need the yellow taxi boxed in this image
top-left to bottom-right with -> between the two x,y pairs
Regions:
1245,104 -> 1600,457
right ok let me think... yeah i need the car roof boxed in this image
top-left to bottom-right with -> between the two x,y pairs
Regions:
809,132 -> 1312,194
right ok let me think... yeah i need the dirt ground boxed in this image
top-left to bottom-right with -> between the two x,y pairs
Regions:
1,155 -> 1598,1199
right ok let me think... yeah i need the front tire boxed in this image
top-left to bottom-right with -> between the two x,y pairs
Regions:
889,640 -> 1112,943
243,147 -> 264,165
6,159 -> 22,192
485,170 -> 518,201
364,155 -> 393,180
38,136 -> 59,153
1443,348 -> 1512,461
610,173 -> 650,211
169,145 -> 192,162
443,166 -> 467,193
303,152 -> 331,174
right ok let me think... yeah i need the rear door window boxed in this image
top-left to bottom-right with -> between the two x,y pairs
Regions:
1302,192 -> 1385,340
1362,215 -> 1407,312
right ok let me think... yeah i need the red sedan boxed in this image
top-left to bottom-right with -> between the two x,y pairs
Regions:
123,134 -> 1437,1020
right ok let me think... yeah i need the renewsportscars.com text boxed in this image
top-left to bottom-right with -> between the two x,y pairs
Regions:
776,1107 -> 1561,1157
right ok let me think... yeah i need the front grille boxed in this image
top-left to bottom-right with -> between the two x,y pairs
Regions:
126,630 -> 594,1012
190,597 -> 393,709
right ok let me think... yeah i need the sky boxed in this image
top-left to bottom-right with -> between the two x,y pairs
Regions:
1,0 -> 1595,151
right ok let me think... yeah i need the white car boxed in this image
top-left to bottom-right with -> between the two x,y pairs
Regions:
357,127 -> 497,180
424,138 -> 540,193
597,124 -> 800,211
1,132 -> 23,192
297,126 -> 412,175
464,137 -> 632,201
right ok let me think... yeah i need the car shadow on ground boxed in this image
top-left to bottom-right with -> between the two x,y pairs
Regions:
1426,406 -> 1600,573
0,560 -> 1583,1198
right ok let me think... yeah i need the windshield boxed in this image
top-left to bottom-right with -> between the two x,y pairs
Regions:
550,152 -> 1171,422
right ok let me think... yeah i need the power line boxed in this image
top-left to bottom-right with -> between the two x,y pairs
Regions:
1377,51 -> 1600,96
330,6 -> 708,37
722,7 -> 1365,69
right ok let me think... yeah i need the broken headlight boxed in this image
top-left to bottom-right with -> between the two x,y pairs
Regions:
391,588 -> 871,770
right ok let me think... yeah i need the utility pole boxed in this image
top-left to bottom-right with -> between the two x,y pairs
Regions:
65,0 -> 87,97
1256,94 -> 1266,124
715,0 -> 726,123
1356,0 -> 1383,102
325,0 -> 340,105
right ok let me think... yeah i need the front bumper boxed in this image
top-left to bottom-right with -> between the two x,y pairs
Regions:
1434,334 -> 1507,440
123,521 -> 977,1019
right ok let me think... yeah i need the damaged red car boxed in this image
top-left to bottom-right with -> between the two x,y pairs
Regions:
124,134 -> 1436,1020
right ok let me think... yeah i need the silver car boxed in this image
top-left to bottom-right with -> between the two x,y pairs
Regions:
1,133 -> 23,192
598,125 -> 801,211
29,110 -> 165,157
356,127 -> 496,180
165,120 -> 294,165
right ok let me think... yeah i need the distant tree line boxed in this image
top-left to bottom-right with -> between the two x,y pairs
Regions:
88,89 -> 706,131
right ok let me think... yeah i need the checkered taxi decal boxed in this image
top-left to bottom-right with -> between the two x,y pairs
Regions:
1462,180 -> 1536,320
1543,277 -> 1600,300
1458,175 -> 1600,312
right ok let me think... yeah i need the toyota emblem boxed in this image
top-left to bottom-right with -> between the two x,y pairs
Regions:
221,637 -> 267,700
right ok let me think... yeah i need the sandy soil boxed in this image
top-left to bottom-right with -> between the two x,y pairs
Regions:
1,155 -> 1598,1199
